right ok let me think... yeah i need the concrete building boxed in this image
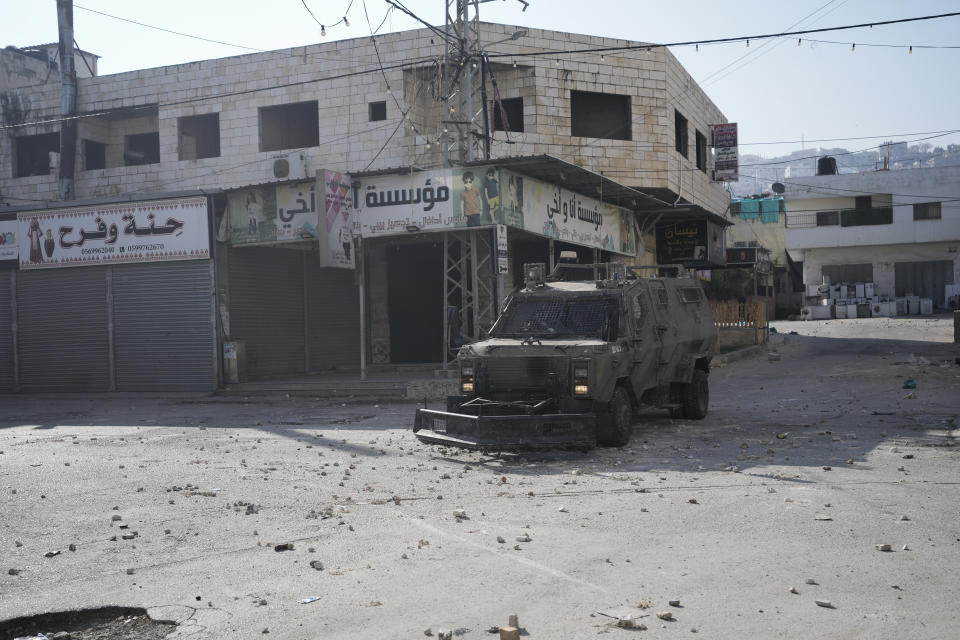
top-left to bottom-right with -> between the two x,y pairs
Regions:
0,23 -> 732,391
783,165 -> 960,308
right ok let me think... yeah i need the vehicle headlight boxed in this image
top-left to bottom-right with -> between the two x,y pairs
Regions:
460,365 -> 475,393
573,363 -> 589,396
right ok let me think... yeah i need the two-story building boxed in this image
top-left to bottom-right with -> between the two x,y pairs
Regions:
783,165 -> 960,309
0,23 -> 732,392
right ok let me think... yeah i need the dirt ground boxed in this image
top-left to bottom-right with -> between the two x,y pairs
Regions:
1,317 -> 958,639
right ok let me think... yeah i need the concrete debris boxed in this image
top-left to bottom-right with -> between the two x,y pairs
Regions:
815,599 -> 834,609
111,514 -> 122,521
669,599 -> 680,607
44,550 -> 61,558
496,536 -> 506,543
508,614 -> 519,628
274,543 -> 294,552
876,544 -> 892,552
814,514 -> 833,521
309,560 -> 324,570
436,629 -> 452,640
805,579 -> 818,585
8,568 -> 20,575
899,515 -> 910,521
688,498 -> 698,504
557,506 -> 568,513
902,545 -> 910,551
424,628 -> 432,637
126,568 -> 135,575
452,509 -> 468,519
515,535 -> 531,542
499,626 -> 521,640
656,611 -> 673,620
68,543 -> 76,552
789,587 -> 799,594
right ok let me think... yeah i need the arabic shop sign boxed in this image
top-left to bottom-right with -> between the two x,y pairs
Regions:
519,171 -> 637,256
353,166 -> 637,256
18,197 -> 209,270
353,170 -> 457,235
712,123 -> 738,182
0,218 -> 17,262
227,181 -> 318,245
655,220 -> 725,266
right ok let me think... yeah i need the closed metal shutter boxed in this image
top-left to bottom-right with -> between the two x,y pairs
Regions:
229,246 -> 305,378
17,267 -> 110,392
113,261 -> 215,391
0,271 -> 14,391
895,261 -> 954,307
306,253 -> 360,370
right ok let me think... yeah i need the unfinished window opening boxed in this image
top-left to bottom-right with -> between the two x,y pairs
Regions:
14,132 -> 59,177
695,130 -> 707,172
570,91 -> 630,140
178,113 -> 220,160
913,202 -> 941,220
83,139 -> 106,170
368,101 -> 386,122
674,110 -> 688,157
259,101 -> 319,152
816,211 -> 839,226
124,132 -> 160,166
854,195 -> 872,211
492,97 -> 524,133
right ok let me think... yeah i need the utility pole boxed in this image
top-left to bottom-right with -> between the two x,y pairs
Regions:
57,0 -> 77,201
442,0 -> 481,167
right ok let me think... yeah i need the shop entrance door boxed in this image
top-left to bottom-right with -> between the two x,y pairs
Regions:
387,242 -> 443,363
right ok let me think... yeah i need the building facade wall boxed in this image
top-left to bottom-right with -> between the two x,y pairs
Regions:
2,24 -> 730,218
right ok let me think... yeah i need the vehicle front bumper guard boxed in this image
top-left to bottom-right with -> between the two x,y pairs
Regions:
413,407 -> 597,449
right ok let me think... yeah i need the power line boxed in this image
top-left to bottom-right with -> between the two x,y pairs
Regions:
485,11 -> 960,60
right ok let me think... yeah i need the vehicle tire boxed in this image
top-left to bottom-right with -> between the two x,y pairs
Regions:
598,386 -> 633,447
669,406 -> 685,419
682,369 -> 709,420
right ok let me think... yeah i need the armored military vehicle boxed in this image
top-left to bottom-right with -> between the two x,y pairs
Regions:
413,262 -> 717,449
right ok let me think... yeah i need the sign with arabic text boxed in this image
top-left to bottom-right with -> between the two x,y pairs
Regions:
354,169 -> 458,236
712,123 -> 738,182
276,182 -> 319,242
655,220 -> 725,266
520,177 -> 637,256
18,197 -> 209,270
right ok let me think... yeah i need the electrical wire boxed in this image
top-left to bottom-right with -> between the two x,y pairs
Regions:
300,0 -> 355,31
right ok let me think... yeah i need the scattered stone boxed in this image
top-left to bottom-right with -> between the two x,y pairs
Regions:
902,454 -> 914,459
499,625 -> 521,640
44,550 -> 61,558
274,543 -> 294,552
126,568 -> 135,575
508,614 -> 519,628
789,587 -> 799,594
309,560 -> 324,571
688,498 -> 698,504
822,466 -> 832,471
814,514 -> 832,521
496,536 -> 506,544
558,506 -> 568,513
875,544 -> 892,552
902,544 -> 910,551
424,628 -> 433,636
51,632 -> 72,640
452,509 -> 468,519
656,611 -> 673,620
515,535 -> 532,542
512,545 -> 521,551
15,541 -> 22,547
899,515 -> 910,521
437,629 -> 453,640
111,514 -> 122,521
669,599 -> 680,607
815,599 -> 834,609
805,578 -> 818,585
8,568 -> 20,575
68,543 -> 76,552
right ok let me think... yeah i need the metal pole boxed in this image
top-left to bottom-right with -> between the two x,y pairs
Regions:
358,238 -> 367,381
302,252 -> 310,373
10,270 -> 19,391
480,54 -> 490,160
470,230 -> 480,341
57,0 -> 77,201
954,310 -> 959,344
442,232 -> 450,368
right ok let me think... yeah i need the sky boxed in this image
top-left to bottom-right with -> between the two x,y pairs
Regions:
2,0 -> 959,159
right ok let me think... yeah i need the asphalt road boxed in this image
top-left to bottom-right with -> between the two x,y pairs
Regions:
1,318 -> 959,639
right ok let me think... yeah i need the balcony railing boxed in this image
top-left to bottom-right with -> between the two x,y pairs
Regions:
785,207 -> 893,229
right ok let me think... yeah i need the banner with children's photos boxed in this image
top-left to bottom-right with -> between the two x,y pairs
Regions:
227,181 -> 318,245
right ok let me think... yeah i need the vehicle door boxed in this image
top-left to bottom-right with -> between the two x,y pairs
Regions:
647,280 -> 679,384
629,286 -> 662,392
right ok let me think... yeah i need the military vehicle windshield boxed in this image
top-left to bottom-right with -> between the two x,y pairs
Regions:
492,296 -> 620,339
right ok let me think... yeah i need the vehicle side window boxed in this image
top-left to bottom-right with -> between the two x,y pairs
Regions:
679,287 -> 703,303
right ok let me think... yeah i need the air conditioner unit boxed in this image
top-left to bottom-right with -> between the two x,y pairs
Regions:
272,152 -> 307,180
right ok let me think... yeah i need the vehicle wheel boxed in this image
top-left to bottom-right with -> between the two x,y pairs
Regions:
669,406 -> 686,419
598,387 -> 633,447
682,370 -> 709,420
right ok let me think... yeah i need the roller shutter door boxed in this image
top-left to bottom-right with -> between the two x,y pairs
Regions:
895,261 -> 953,307
0,272 -> 14,391
113,261 -> 215,391
17,267 -> 110,392
229,247 -> 305,378
306,253 -> 360,370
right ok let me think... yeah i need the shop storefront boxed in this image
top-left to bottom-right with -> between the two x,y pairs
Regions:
8,195 -> 217,392
220,172 -> 360,379
351,159 -> 645,367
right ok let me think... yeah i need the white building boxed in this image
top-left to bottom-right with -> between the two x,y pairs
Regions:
0,23 -> 732,391
783,165 -> 960,308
